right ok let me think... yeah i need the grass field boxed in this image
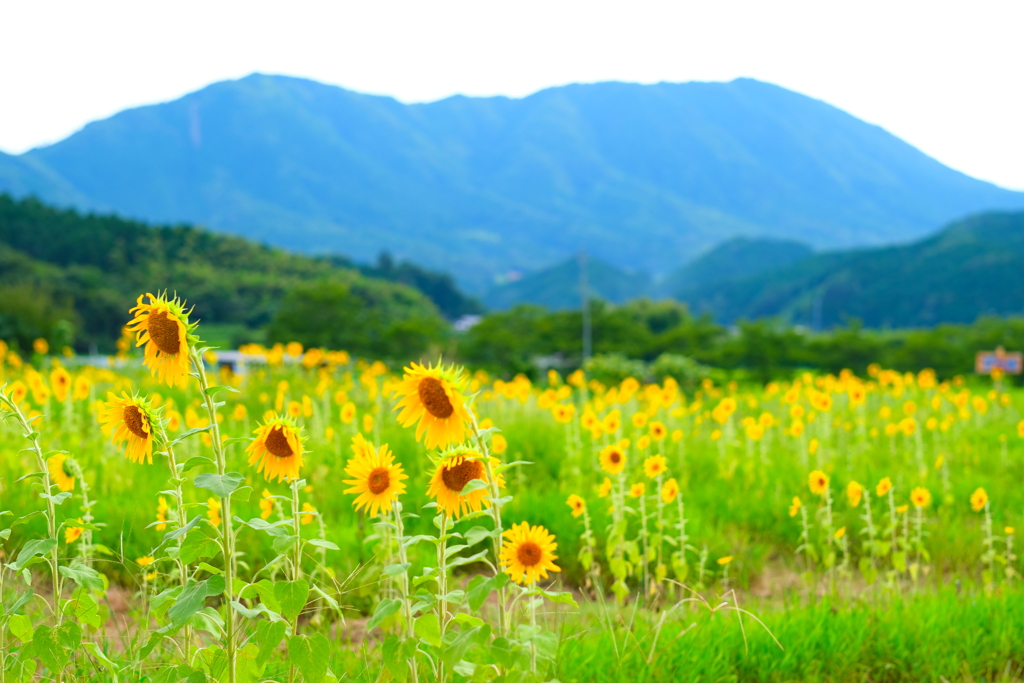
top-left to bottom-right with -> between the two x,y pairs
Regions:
1,307 -> 1023,682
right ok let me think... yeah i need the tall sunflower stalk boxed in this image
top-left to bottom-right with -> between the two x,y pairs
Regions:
392,501 -> 420,683
0,389 -> 64,636
191,348 -> 239,682
468,410 -> 509,637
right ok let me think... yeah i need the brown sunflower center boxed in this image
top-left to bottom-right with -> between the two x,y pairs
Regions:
367,467 -> 391,495
441,459 -> 484,493
147,310 -> 182,355
609,451 -> 621,464
516,541 -> 542,568
265,426 -> 294,459
418,377 -> 454,419
123,404 -> 148,439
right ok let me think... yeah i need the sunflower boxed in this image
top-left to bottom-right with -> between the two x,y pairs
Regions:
259,489 -> 274,520
598,477 -> 612,498
47,452 -> 76,492
207,498 -> 222,527
876,477 -> 892,497
599,444 -> 627,476
301,503 -> 316,525
643,454 -> 668,479
970,487 -> 988,512
788,496 -> 802,517
72,375 -> 91,402
632,412 -> 648,429
50,366 -> 71,402
649,421 -> 667,441
553,404 -> 575,424
661,477 -> 679,504
98,392 -> 156,464
426,449 -> 504,519
344,433 -> 408,517
156,496 -> 169,531
341,402 -> 356,424
127,293 -> 196,388
717,556 -> 733,566
393,361 -> 471,450
566,494 -> 585,518
246,414 -> 305,483
499,522 -> 561,586
910,487 -> 931,508
846,481 -> 863,507
629,482 -> 645,498
65,518 -> 85,544
834,527 -> 846,540
491,433 -> 508,455
808,470 -> 829,496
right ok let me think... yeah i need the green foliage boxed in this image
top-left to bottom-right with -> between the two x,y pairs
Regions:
265,279 -> 446,360
0,194 -> 447,355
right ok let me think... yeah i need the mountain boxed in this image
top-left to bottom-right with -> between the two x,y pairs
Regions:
659,237 -> 813,297
5,74 -> 1024,291
483,257 -> 650,310
675,211 -> 1024,327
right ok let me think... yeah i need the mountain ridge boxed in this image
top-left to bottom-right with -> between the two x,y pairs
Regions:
5,74 -> 1024,291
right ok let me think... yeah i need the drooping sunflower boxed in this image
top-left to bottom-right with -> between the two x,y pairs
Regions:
643,454 -> 667,479
65,518 -> 85,544
426,449 -> 504,519
566,494 -> 585,518
661,477 -> 679,504
98,392 -> 156,464
393,361 -> 471,450
47,452 -> 76,492
598,477 -> 612,498
846,481 -> 863,507
808,470 -> 829,496
499,521 -> 561,586
246,414 -> 304,483
126,292 -> 196,388
599,444 -> 627,476
343,433 -> 408,517
788,496 -> 802,517
259,489 -> 274,520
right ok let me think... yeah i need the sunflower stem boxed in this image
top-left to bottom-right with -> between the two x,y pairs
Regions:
469,414 -> 508,639
289,477 -> 302,683
155,420 -> 193,664
0,390 -> 64,683
393,502 -> 420,683
191,350 -> 236,683
436,510 -> 450,683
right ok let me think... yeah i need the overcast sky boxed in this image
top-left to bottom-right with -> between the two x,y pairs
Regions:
2,0 -> 1022,189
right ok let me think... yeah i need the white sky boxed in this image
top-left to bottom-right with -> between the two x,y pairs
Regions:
2,0 -> 1023,189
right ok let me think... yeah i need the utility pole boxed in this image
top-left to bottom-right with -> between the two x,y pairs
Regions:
579,251 -> 592,362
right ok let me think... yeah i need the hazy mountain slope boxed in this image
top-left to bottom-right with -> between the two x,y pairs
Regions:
676,212 -> 1024,327
0,151 -> 92,207
483,257 -> 651,310
659,237 -> 813,297
13,74 -> 1024,291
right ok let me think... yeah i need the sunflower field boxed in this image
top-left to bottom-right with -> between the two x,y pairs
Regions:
2,293 -> 1024,683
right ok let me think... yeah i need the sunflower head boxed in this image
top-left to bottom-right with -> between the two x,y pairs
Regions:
661,477 -> 679,504
127,292 -> 198,388
970,487 -> 988,512
599,444 -> 627,476
876,477 -> 893,497
246,414 -> 305,483
788,496 -> 802,517
344,433 -> 408,517
598,477 -> 612,498
910,486 -> 931,508
629,482 -> 645,498
394,361 -> 471,450
643,454 -> 667,479
98,392 -> 158,464
808,470 -> 829,496
499,522 -> 561,586
846,481 -> 863,507
47,452 -> 77,492
566,494 -> 585,518
427,446 -> 504,519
